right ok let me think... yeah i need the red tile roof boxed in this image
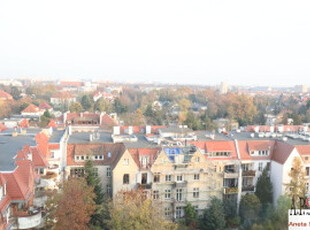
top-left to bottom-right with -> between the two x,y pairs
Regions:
48,143 -> 60,150
128,148 -> 161,168
0,90 -> 13,100
21,104 -> 40,113
0,123 -> 8,132
19,119 -> 29,128
39,102 -> 52,110
35,133 -> 50,158
31,147 -> 48,168
238,140 -> 275,161
271,141 -> 295,164
101,114 -> 118,128
59,81 -> 83,87
52,91 -> 75,99
295,145 -> 310,156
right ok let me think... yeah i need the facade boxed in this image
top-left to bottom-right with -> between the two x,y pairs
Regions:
50,92 -> 76,107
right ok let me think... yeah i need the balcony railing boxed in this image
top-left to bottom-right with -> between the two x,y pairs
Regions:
242,185 -> 255,192
173,181 -> 188,188
242,170 -> 256,177
138,183 -> 152,190
13,208 -> 42,230
224,171 -> 239,179
224,187 -> 238,194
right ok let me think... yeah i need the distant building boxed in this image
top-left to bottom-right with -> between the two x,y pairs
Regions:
295,85 -> 308,93
21,104 -> 44,117
50,91 -> 76,107
0,90 -> 13,101
220,81 -> 228,94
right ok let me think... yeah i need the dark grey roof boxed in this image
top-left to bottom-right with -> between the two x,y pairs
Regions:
49,129 -> 66,143
68,132 -> 113,144
123,134 -> 160,149
0,135 -> 36,172
159,127 -> 193,133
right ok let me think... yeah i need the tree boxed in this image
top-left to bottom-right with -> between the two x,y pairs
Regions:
200,197 -> 226,230
81,95 -> 94,111
286,157 -> 307,200
239,194 -> 261,224
107,189 -> 176,230
10,86 -> 21,100
84,160 -> 107,229
255,167 -> 273,207
183,202 -> 198,229
94,98 -> 113,113
46,178 -> 96,230
184,111 -> 203,130
272,195 -> 292,229
69,102 -> 83,113
113,98 -> 127,113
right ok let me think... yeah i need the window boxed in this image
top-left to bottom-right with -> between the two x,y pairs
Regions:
124,158 -> 129,165
305,156 -> 309,161
165,189 -> 171,199
153,190 -> 159,200
176,207 -> 183,219
141,173 -> 148,184
241,164 -> 249,171
258,162 -> 263,171
106,167 -> 111,177
70,167 -> 85,177
176,175 -> 183,182
99,155 -> 104,160
195,157 -> 200,162
307,183 -> 309,192
108,152 -> 111,158
123,174 -> 129,184
193,205 -> 199,212
39,168 -> 44,175
81,156 -> 85,160
164,207 -> 172,217
194,174 -> 200,180
165,175 -> 172,182
154,173 -> 160,183
176,189 -> 183,201
306,167 -> 310,176
193,188 -> 199,198
93,168 -> 98,177
75,156 -> 80,161
106,184 -> 111,195
266,162 -> 271,171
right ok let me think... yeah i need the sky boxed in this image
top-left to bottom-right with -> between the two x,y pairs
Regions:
0,0 -> 310,87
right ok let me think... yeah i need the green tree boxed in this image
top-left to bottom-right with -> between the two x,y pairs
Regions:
10,86 -> 21,100
84,160 -> 107,229
239,194 -> 261,224
69,102 -> 83,113
286,157 -> 307,199
184,111 -> 203,130
183,202 -> 198,229
200,197 -> 226,230
113,98 -> 127,113
272,195 -> 292,229
255,167 -> 273,207
94,98 -> 113,113
81,95 -> 94,111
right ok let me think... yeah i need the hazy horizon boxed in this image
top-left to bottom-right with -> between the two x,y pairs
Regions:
1,0 -> 310,87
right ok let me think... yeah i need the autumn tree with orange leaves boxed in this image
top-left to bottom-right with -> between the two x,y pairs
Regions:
46,178 -> 96,230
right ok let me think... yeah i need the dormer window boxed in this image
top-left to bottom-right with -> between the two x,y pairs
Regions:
99,155 -> 104,160
108,152 -> 111,158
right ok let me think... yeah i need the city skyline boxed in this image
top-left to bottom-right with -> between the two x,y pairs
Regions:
1,0 -> 310,87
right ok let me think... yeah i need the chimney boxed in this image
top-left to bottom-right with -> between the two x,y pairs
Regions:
63,111 -> 68,124
89,134 -> 93,142
146,125 -> 151,135
113,126 -> 120,135
68,125 -> 72,135
254,126 -> 259,133
128,126 -> 133,135
270,126 -> 274,133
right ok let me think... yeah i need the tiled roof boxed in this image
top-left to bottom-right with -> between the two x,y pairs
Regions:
271,141 -> 295,164
47,120 -> 58,128
35,133 -> 50,158
39,102 -> 52,110
0,90 -> 13,100
21,104 -> 40,113
238,140 -> 275,161
101,114 -> 118,128
128,148 -> 161,168
19,119 -> 29,128
51,91 -> 75,99
31,147 -> 48,168
66,143 -> 126,166
59,81 -> 83,87
48,143 -> 60,150
0,123 -> 8,132
295,145 -> 310,156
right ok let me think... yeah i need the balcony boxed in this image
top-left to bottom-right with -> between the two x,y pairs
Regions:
138,183 -> 152,190
173,181 -> 187,188
242,170 -> 256,177
242,185 -> 255,192
224,187 -> 238,194
13,208 -> 42,230
224,171 -> 239,179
